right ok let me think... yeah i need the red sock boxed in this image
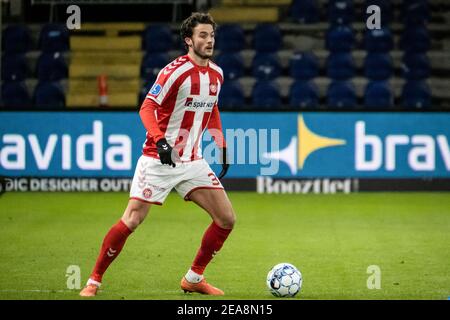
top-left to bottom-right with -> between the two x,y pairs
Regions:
191,222 -> 232,275
90,219 -> 132,283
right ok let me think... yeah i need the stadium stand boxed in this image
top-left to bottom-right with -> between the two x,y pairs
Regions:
402,0 -> 431,25
290,51 -> 319,80
327,80 -> 358,108
1,81 -> 31,108
252,80 -> 282,108
289,79 -> 320,109
326,51 -> 355,80
2,53 -> 29,81
38,23 -> 70,53
33,81 -> 66,109
219,80 -> 246,109
141,52 -> 170,83
216,24 -> 246,52
143,24 -> 174,53
401,80 -> 432,110
326,24 -> 355,52
363,26 -> 394,52
1,0 -> 450,111
67,23 -> 143,107
2,24 -> 32,53
253,23 -> 283,52
216,52 -> 246,80
291,0 -> 321,23
364,52 -> 393,80
327,0 -> 355,25
36,52 -> 68,81
252,52 -> 282,80
364,80 -> 394,109
399,24 -> 431,53
401,52 -> 430,80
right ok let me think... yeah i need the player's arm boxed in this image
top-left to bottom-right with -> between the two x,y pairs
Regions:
207,104 -> 229,179
139,98 -> 164,142
139,97 -> 175,167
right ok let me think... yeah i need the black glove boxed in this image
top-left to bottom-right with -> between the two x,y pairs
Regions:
217,148 -> 229,180
156,138 -> 176,167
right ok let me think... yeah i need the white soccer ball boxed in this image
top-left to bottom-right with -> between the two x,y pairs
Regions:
266,263 -> 302,297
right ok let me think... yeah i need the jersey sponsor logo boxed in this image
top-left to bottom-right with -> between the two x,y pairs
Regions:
142,188 -> 152,199
185,97 -> 193,107
186,101 -> 215,109
149,83 -> 162,96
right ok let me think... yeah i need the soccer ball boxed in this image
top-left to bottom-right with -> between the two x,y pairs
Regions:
266,263 -> 302,297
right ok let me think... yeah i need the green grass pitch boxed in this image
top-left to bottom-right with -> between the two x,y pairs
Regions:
0,192 -> 449,300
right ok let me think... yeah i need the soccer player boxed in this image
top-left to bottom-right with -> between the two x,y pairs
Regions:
80,12 -> 235,297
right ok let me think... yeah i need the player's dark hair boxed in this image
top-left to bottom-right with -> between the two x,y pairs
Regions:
180,12 -> 217,51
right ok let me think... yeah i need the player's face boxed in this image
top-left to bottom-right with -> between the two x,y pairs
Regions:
188,24 -> 215,59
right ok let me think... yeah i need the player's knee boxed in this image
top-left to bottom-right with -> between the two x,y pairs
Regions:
123,212 -> 143,230
216,208 -> 236,230
122,204 -> 149,231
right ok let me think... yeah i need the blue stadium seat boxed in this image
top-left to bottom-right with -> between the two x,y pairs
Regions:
401,80 -> 431,110
328,0 -> 354,25
364,0 -> 392,26
289,80 -> 320,109
364,53 -> 393,80
252,53 -> 281,80
215,53 -> 245,80
141,52 -> 170,83
253,24 -> 282,53
1,81 -> 31,108
36,52 -> 68,81
364,81 -> 393,109
400,25 -> 430,53
327,80 -> 357,109
401,53 -> 430,80
39,24 -> 69,53
218,80 -> 245,109
143,25 -> 173,53
326,25 -> 354,52
290,0 -> 320,23
326,52 -> 355,80
2,25 -> 32,53
1,54 -> 28,81
33,81 -> 66,109
364,27 -> 394,52
402,0 -> 430,25
139,82 -> 153,105
251,81 -> 281,109
216,24 -> 245,53
290,51 -> 319,80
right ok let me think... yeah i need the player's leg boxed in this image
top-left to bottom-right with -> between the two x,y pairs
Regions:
189,188 -> 236,229
187,188 -> 235,271
80,155 -> 174,297
79,200 -> 151,297
181,187 -> 236,295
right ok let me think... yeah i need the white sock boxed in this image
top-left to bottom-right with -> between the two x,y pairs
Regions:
87,278 -> 101,287
185,269 -> 204,283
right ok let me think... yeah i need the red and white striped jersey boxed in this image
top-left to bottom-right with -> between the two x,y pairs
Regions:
141,54 -> 224,162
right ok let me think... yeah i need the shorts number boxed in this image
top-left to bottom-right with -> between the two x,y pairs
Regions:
208,173 -> 220,186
